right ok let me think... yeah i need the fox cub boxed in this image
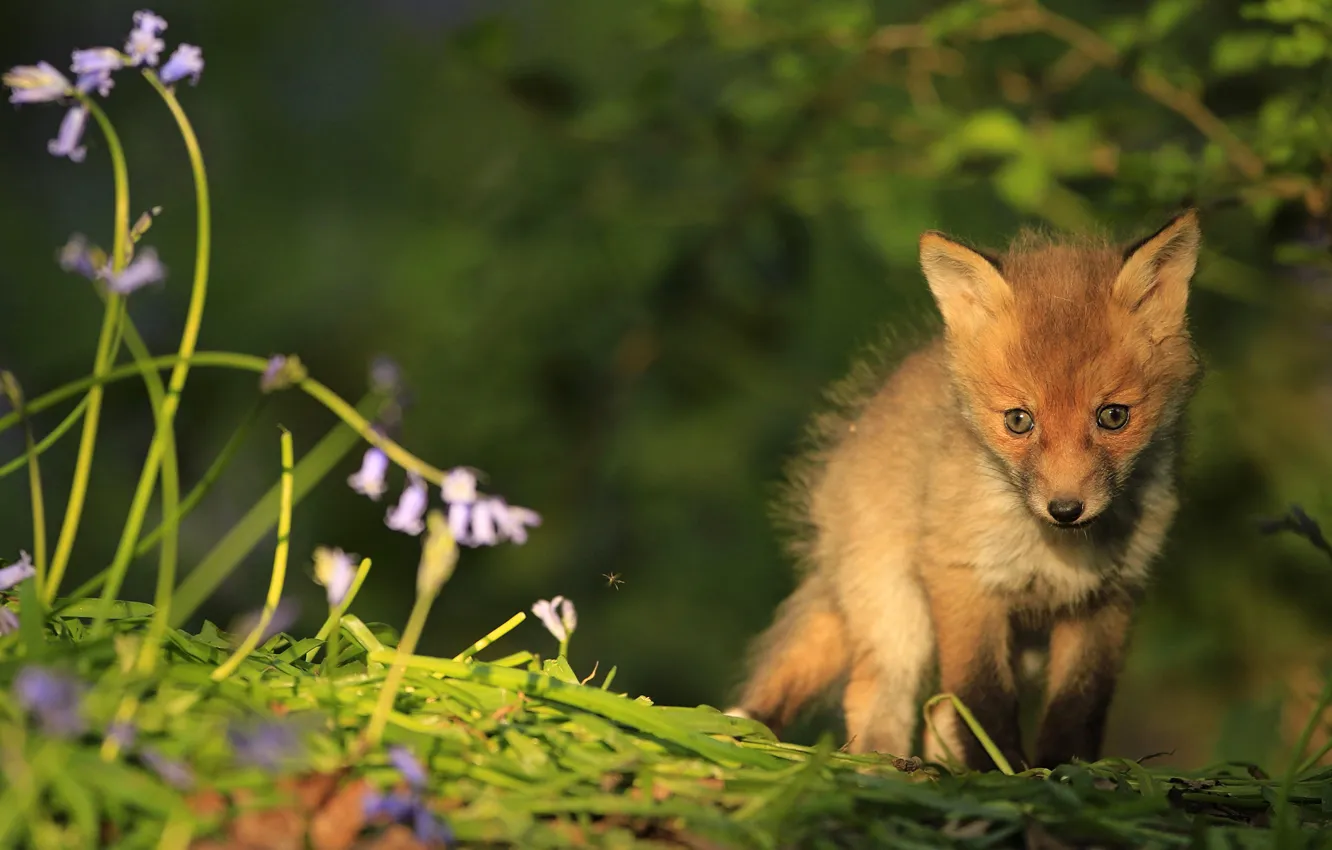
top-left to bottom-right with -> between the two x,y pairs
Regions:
731,211 -> 1203,771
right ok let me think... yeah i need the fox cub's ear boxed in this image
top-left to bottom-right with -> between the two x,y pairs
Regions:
1114,209 -> 1201,339
919,232 -> 1011,334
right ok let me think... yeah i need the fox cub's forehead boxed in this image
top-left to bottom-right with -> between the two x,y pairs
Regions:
997,240 -> 1123,300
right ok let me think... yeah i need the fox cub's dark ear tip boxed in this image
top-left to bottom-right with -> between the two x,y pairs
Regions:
1122,209 -> 1202,261
1174,207 -> 1201,227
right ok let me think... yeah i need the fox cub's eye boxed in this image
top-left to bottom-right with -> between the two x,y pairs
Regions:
1096,404 -> 1130,431
1003,409 -> 1034,435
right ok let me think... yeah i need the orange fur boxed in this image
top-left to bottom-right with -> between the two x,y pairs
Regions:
731,212 -> 1203,769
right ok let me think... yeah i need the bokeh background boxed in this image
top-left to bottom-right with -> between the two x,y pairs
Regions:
1,0 -> 1330,768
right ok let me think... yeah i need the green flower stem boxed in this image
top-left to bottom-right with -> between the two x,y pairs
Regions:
94,72 -> 213,635
211,429 -> 294,682
365,587 -> 441,746
299,377 -> 446,483
0,353 -> 262,431
0,396 -> 91,481
51,274 -> 118,594
0,374 -> 48,599
45,96 -> 131,605
453,612 -> 527,662
104,306 -> 179,674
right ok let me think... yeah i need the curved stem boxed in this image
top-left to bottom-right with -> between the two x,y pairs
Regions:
45,97 -> 130,604
209,428 -> 294,681
0,353 -> 262,430
111,315 -> 177,673
94,72 -> 211,634
365,589 -> 438,746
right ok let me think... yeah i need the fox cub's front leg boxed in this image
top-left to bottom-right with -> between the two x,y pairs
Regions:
1034,597 -> 1134,768
923,568 -> 1025,772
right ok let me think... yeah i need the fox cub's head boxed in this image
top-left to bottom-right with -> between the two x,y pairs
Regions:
920,211 -> 1202,528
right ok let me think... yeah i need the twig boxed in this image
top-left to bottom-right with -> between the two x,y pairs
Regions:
978,0 -> 1265,181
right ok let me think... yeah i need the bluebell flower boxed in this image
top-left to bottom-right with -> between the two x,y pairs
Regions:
531,596 -> 576,643
260,355 -> 287,392
0,550 -> 35,591
140,747 -> 196,789
0,608 -> 18,636
386,474 -> 429,536
14,666 -> 87,737
227,718 -> 304,772
105,247 -> 166,294
364,790 -> 416,822
58,234 -> 101,280
4,62 -> 71,104
465,498 -> 500,547
441,468 -> 478,505
440,469 -> 540,547
159,44 -> 203,86
348,447 -> 390,500
388,745 -> 428,790
411,805 -> 454,846
125,10 -> 167,67
47,105 -> 88,163
492,499 -> 541,546
441,468 -> 482,545
313,547 -> 356,609
58,235 -> 165,294
259,354 -> 307,393
363,790 -> 453,847
71,47 -> 123,96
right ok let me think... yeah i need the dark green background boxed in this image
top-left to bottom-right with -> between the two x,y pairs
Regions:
2,0 -> 1329,767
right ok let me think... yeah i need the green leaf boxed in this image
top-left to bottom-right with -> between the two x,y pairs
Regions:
1271,23 -> 1331,65
1212,32 -> 1275,73
542,656 -> 580,684
1243,0 -> 1332,24
994,155 -> 1052,210
922,0 -> 997,38
958,110 -> 1027,154
1146,0 -> 1202,37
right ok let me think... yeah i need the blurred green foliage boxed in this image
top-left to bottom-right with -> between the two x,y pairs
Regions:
1,0 -> 1330,768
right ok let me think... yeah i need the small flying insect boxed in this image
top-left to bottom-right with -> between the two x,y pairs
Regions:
602,572 -> 624,590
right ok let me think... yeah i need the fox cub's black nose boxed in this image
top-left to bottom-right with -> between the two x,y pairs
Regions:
1047,499 -> 1085,524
